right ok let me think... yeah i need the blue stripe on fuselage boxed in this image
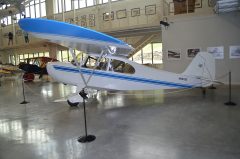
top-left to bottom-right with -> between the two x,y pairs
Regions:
53,65 -> 194,88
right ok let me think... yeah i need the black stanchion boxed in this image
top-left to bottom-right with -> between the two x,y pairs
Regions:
224,71 -> 236,106
78,89 -> 96,143
20,76 -> 29,104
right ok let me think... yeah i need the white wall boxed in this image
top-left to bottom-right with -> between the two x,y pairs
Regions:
162,12 -> 240,84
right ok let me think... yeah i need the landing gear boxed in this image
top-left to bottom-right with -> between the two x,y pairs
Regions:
208,84 -> 216,89
23,73 -> 35,82
67,100 -> 79,107
67,93 -> 83,107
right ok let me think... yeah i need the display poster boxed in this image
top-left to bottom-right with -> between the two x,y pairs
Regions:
167,49 -> 181,60
207,46 -> 224,59
229,45 -> 240,59
187,48 -> 201,58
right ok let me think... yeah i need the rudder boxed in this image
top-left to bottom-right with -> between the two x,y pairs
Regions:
182,52 -> 215,86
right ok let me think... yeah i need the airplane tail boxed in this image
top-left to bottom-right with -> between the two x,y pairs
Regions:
182,52 -> 215,87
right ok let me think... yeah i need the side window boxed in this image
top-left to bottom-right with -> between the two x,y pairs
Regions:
71,53 -> 85,66
110,59 -> 135,74
82,56 -> 108,71
96,58 -> 108,71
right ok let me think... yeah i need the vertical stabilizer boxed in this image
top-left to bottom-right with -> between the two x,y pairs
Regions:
182,52 -> 215,86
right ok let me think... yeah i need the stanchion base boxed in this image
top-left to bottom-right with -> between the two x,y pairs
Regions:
225,101 -> 237,106
20,101 -> 29,104
78,135 -> 96,143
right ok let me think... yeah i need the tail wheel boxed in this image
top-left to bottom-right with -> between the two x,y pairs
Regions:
23,73 -> 35,82
67,100 -> 79,107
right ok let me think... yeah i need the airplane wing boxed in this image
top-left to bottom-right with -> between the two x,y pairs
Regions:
18,18 -> 134,56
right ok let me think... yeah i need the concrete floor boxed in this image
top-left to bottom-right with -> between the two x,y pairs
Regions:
0,78 -> 240,159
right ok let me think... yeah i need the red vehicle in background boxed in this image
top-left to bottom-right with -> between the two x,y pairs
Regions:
19,57 -> 58,81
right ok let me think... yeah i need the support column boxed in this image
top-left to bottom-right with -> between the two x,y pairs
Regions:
61,0 -> 65,22
49,44 -> 58,59
108,0 -> 112,29
46,0 -> 55,19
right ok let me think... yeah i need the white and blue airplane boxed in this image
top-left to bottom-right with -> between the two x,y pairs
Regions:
19,18 -> 215,106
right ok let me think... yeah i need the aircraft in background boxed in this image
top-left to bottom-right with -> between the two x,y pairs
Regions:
0,64 -> 19,74
0,64 -> 20,86
0,68 -> 11,75
19,18 -> 216,107
18,57 -> 58,81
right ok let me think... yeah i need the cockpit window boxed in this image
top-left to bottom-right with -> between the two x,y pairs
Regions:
82,56 -> 108,71
71,55 -> 135,74
110,59 -> 135,74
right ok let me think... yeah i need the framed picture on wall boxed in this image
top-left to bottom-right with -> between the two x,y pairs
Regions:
131,8 -> 140,17
187,48 -> 201,58
116,9 -> 127,19
103,11 -> 114,21
145,5 -> 156,15
89,14 -> 95,27
207,46 -> 224,59
80,15 -> 87,27
66,18 -> 74,24
75,17 -> 79,25
169,2 -> 174,13
3,33 -> 8,38
167,49 -> 181,60
195,0 -> 202,8
229,45 -> 240,59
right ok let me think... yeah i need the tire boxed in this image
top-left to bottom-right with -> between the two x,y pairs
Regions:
67,100 -> 79,107
23,73 -> 35,82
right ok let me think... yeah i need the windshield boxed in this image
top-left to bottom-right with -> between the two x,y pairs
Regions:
71,55 -> 135,74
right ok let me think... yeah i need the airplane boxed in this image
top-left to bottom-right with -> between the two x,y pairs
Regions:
0,68 -> 11,74
18,57 -> 58,81
18,18 -> 216,107
0,63 -> 19,74
0,64 -> 20,86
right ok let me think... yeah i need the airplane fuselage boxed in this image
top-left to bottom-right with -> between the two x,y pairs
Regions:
47,55 -> 203,91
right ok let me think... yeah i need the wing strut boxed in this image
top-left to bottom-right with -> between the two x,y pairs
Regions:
69,47 -> 110,89
69,48 -> 88,88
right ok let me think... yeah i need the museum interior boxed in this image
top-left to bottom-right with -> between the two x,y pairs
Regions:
0,0 -> 240,158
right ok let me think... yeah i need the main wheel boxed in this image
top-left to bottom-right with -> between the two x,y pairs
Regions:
67,100 -> 79,107
23,73 -> 35,82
